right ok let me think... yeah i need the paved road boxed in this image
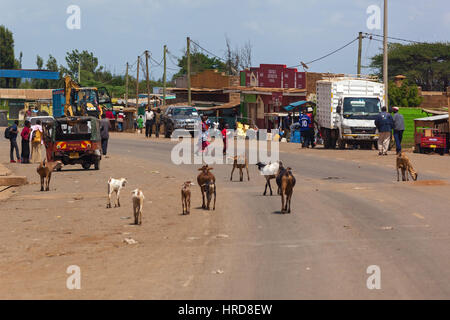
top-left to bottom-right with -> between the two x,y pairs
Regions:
110,137 -> 450,299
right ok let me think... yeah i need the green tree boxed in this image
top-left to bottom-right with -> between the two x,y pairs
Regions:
63,49 -> 101,80
370,42 -> 450,91
172,47 -> 226,80
0,25 -> 16,88
388,80 -> 423,107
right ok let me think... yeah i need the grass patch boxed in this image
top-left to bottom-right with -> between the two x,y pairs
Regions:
398,108 -> 428,147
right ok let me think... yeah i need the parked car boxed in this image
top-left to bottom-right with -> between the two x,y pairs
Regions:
162,106 -> 201,138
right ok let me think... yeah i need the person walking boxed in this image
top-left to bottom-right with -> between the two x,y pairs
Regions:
375,106 -> 394,156
392,107 -> 405,154
221,123 -> 230,155
117,108 -> 124,132
30,120 -> 43,163
8,120 -> 20,163
145,107 -> 154,138
299,110 -> 311,148
100,113 -> 111,156
20,120 -> 31,163
137,115 -> 144,134
306,107 -> 316,148
154,108 -> 161,138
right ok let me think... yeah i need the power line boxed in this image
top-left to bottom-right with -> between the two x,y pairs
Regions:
363,32 -> 425,44
290,37 -> 359,68
190,40 -> 226,62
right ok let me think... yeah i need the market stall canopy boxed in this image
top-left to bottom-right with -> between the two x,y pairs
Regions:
283,100 -> 315,111
195,100 -> 240,111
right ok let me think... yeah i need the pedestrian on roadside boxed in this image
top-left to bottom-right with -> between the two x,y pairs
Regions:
392,107 -> 405,154
8,120 -> 20,163
221,123 -> 230,155
154,108 -> 161,138
374,106 -> 394,156
299,110 -> 311,148
145,107 -> 154,138
117,107 -> 125,132
306,107 -> 316,148
20,120 -> 31,163
30,120 -> 43,163
137,115 -> 144,134
100,113 -> 111,156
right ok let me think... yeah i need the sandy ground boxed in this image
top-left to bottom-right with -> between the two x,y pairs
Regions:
0,132 -> 449,299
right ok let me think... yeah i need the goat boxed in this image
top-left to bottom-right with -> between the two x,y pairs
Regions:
36,160 -> 62,191
396,152 -> 418,181
229,155 -> 250,182
256,161 -> 281,196
202,180 -> 216,211
181,181 -> 194,215
197,165 -> 216,209
107,177 -> 127,208
279,167 -> 296,214
131,189 -> 145,225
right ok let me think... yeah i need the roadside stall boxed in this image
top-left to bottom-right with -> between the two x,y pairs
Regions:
414,114 -> 449,155
112,106 -> 136,132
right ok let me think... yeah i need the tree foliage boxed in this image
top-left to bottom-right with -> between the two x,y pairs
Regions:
0,25 -> 17,88
370,42 -> 450,91
388,80 -> 423,108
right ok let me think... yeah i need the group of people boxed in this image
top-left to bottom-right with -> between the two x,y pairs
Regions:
6,119 -> 45,164
143,107 -> 162,138
375,106 -> 405,155
298,107 -> 316,148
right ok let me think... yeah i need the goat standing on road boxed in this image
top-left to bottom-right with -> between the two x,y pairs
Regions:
197,165 -> 216,210
203,180 -> 216,211
181,181 -> 194,215
107,177 -> 127,208
396,152 -> 418,181
256,161 -> 281,196
229,155 -> 250,182
279,167 -> 296,214
131,189 -> 145,225
36,160 -> 62,191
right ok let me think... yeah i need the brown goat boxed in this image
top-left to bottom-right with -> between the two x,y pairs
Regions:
229,156 -> 250,182
181,181 -> 194,215
197,165 -> 216,210
396,152 -> 418,181
36,160 -> 62,191
279,167 -> 296,214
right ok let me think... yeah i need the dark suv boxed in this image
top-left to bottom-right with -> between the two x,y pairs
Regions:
162,106 -> 201,137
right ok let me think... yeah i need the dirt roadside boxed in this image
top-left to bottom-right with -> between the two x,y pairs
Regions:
0,137 -> 218,299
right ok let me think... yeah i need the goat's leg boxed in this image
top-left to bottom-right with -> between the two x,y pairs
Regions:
201,188 -> 206,209
239,168 -> 243,181
287,192 -> 292,213
213,188 -> 216,211
139,204 -> 143,225
246,165 -> 250,181
397,167 -> 400,182
268,179 -> 273,196
187,196 -> 190,214
263,180 -> 268,196
281,191 -> 285,213
181,194 -> 185,214
46,173 -> 51,191
230,167 -> 235,181
116,190 -> 121,207
107,192 -> 112,208
133,205 -> 138,225
40,176 -> 44,191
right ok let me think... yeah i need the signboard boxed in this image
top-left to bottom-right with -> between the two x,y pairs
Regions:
272,92 -> 283,107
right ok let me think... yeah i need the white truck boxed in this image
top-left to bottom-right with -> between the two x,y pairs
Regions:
316,78 -> 385,149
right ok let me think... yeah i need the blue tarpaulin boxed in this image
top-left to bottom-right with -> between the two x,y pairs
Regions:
283,100 -> 315,111
0,69 -> 59,80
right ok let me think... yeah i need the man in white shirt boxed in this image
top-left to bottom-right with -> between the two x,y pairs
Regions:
145,108 -> 154,138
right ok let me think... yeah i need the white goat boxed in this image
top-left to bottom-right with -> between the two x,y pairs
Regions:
256,161 -> 281,196
131,189 -> 145,225
107,177 -> 127,208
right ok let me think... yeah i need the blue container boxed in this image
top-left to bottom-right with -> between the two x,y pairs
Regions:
52,89 -> 65,118
290,130 -> 302,143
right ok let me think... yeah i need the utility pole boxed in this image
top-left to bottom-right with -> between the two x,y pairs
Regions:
187,37 -> 191,106
145,50 -> 151,110
163,45 -> 167,106
136,56 -> 140,111
357,32 -> 363,77
78,61 -> 81,83
125,62 -> 129,108
383,0 -> 389,110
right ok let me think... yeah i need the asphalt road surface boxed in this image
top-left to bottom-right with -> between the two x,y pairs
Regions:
108,136 -> 450,299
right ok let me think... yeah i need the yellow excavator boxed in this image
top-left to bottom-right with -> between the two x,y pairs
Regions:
62,75 -> 111,119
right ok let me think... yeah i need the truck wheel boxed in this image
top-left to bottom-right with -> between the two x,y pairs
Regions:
82,162 -> 91,170
337,139 -> 346,149
374,141 -> 378,150
94,160 -> 100,170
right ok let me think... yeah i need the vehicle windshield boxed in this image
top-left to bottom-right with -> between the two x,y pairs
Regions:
76,90 -> 98,106
55,120 -> 92,140
172,107 -> 198,117
343,97 -> 381,117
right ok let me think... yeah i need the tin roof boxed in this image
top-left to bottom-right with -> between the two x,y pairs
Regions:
414,114 -> 448,122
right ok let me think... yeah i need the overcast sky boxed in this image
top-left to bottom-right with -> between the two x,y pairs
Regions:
1,0 -> 449,80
